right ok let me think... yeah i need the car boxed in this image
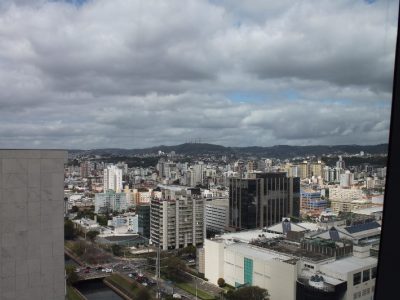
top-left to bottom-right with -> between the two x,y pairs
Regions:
96,266 -> 103,270
105,268 -> 113,273
128,273 -> 133,278
142,282 -> 148,287
74,268 -> 80,273
84,269 -> 90,273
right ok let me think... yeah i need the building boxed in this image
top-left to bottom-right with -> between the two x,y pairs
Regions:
110,214 -> 138,233
150,187 -> 205,250
204,224 -> 378,300
329,187 -> 371,214
340,171 -> 354,188
229,172 -> 300,230
138,204 -> 151,238
0,150 -> 67,300
103,164 -> 123,192
205,199 -> 229,235
94,190 -> 127,213
301,189 -> 327,216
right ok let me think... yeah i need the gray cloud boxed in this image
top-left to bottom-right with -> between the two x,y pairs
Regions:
0,0 -> 397,149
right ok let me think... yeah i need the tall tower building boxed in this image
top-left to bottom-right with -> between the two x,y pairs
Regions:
150,187 -> 205,250
0,150 -> 67,300
229,172 -> 300,230
103,164 -> 123,192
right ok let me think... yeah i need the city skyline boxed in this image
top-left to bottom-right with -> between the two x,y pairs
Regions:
0,0 -> 398,149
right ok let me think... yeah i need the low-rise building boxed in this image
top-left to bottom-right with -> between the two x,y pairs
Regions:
94,189 -> 128,213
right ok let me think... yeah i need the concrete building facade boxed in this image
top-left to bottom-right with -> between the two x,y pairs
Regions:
205,199 -> 229,235
103,164 -> 123,192
150,187 -> 205,250
0,150 -> 67,300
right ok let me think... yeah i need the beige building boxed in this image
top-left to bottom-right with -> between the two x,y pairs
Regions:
150,187 -> 205,250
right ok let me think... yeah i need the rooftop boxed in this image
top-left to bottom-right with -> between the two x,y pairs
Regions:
215,229 -> 281,244
320,256 -> 378,275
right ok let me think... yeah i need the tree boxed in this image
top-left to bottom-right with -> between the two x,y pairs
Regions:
111,244 -> 123,256
65,265 -> 79,285
136,287 -> 153,300
86,230 -> 99,242
162,256 -> 187,281
64,220 -> 76,240
71,206 -> 79,213
96,215 -> 108,226
72,241 -> 86,256
226,286 -> 269,300
218,278 -> 226,287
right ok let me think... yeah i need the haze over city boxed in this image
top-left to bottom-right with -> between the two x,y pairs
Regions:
0,0 -> 398,149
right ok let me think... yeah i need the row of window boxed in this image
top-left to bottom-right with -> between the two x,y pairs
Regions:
353,267 -> 377,285
354,287 -> 373,299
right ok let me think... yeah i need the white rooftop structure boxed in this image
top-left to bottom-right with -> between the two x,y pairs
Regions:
320,256 -> 377,275
215,229 -> 281,244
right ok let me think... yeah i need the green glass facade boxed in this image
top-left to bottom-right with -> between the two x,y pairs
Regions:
244,257 -> 253,285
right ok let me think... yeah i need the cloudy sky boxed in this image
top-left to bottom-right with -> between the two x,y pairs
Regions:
0,0 -> 398,149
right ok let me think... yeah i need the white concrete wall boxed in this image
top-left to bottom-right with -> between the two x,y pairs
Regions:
223,246 -> 297,300
0,150 -> 67,300
204,239 -> 225,285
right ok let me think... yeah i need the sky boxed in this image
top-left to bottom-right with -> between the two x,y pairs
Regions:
0,0 -> 398,149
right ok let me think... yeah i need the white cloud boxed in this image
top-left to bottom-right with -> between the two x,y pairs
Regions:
0,0 -> 397,148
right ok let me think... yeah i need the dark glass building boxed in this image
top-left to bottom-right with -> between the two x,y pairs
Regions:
137,204 -> 151,238
229,172 -> 300,230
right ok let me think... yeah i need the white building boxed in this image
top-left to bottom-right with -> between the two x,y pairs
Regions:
205,199 -> 229,234
95,190 -> 127,213
204,231 -> 377,300
103,164 -> 123,192
110,214 -> 139,233
340,171 -> 354,188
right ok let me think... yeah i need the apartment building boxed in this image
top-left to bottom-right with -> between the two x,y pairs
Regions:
150,187 -> 205,250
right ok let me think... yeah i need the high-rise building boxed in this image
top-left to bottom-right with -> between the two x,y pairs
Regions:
138,204 -> 151,238
0,150 -> 67,300
340,170 -> 354,188
103,164 -> 123,192
150,187 -> 205,250
229,172 -> 300,230
205,199 -> 229,235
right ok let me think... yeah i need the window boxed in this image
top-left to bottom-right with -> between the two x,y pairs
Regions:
363,269 -> 370,282
353,272 -> 361,285
304,263 -> 314,269
371,266 -> 377,279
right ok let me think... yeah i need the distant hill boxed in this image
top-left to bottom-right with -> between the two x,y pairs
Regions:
68,143 -> 388,159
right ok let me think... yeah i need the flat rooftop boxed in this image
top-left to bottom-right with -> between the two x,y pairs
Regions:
251,238 -> 332,262
226,242 -> 293,262
215,229 -> 281,244
320,256 -> 378,275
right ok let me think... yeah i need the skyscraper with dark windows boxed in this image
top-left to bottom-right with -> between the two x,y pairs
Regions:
229,172 -> 300,230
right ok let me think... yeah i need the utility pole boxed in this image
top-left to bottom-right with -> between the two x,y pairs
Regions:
156,242 -> 161,299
